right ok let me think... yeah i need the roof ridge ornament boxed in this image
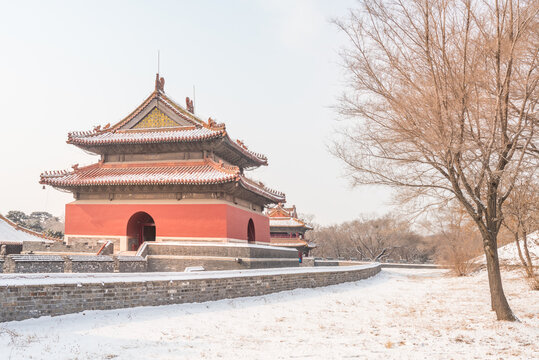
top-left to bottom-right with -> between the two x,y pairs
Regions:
155,73 -> 165,92
185,97 -> 194,113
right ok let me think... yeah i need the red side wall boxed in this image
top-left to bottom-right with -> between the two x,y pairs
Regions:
226,205 -> 270,242
65,203 -> 270,242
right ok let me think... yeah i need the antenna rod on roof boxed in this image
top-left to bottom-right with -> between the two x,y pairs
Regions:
157,50 -> 160,75
193,85 -> 196,113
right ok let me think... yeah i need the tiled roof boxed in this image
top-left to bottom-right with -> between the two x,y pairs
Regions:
41,160 -> 240,187
269,217 -> 309,228
66,89 -> 268,166
267,203 -> 297,218
40,159 -> 285,203
266,203 -> 312,229
68,127 -> 224,146
0,215 -> 55,243
268,239 -> 316,248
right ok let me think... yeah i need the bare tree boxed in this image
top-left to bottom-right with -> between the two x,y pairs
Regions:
334,0 -> 538,320
311,215 -> 431,262
349,216 -> 402,261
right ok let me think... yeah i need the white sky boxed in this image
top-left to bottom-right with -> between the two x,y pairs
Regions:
0,0 -> 393,226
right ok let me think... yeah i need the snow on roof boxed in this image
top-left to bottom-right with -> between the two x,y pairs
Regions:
270,217 -> 308,228
266,204 -> 312,229
66,88 -> 268,165
0,215 -> 54,244
68,127 -> 224,145
41,160 -> 240,187
40,158 -> 285,203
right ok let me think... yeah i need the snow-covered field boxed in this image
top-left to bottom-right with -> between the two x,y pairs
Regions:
475,232 -> 539,266
0,268 -> 537,360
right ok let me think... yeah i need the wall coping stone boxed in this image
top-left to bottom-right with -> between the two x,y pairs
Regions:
0,263 -> 380,286
68,255 -> 114,262
8,255 -> 64,262
117,256 -> 146,262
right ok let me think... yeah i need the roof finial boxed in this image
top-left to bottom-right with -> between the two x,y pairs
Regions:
155,50 -> 165,92
185,97 -> 194,113
155,73 -> 165,92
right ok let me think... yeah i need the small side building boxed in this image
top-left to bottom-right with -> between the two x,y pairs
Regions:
0,214 -> 55,254
266,204 -> 315,256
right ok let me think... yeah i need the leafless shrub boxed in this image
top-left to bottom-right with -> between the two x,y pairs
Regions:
428,202 -> 482,276
436,237 -> 481,276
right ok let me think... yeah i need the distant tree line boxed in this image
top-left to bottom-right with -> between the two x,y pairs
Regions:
5,210 -> 64,239
309,215 -> 436,264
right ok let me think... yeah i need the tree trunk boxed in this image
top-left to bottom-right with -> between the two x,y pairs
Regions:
515,232 -> 534,278
483,233 -> 518,321
522,231 -> 536,279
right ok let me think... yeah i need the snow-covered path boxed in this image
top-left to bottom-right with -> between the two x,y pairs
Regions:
0,268 -> 537,359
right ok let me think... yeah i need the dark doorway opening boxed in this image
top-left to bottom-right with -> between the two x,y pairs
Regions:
247,219 -> 255,243
127,212 -> 156,250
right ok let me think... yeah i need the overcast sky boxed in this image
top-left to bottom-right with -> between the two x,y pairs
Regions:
0,0 -> 393,225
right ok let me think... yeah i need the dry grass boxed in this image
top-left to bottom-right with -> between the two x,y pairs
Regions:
528,276 -> 539,291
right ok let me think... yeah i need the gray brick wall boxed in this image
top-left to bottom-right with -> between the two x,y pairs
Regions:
67,256 -> 115,273
145,243 -> 298,259
0,264 -> 381,322
23,240 -> 104,254
5,255 -> 65,273
146,256 -> 300,272
116,256 -> 147,272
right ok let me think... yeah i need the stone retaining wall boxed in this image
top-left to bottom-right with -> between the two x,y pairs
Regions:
143,242 -> 298,258
116,256 -> 147,272
4,255 -> 65,273
0,264 -> 381,322
146,256 -> 299,272
23,240 -> 103,254
67,256 -> 115,273
141,243 -> 300,272
1,255 -> 147,274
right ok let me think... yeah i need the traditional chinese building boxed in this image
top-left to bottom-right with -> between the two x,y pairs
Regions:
40,75 -> 285,253
0,214 -> 54,254
266,204 -> 315,256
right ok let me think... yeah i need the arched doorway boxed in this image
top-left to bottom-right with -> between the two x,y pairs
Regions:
127,212 -> 156,250
247,219 -> 255,243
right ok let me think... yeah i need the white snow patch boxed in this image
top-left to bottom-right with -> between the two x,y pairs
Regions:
0,268 -> 536,359
476,231 -> 539,266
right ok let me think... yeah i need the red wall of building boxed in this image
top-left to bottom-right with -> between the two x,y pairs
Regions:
226,205 -> 270,243
65,203 -> 270,242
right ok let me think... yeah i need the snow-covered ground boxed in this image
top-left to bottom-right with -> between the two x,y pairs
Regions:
474,232 -> 539,266
1,268 -> 537,360
497,232 -> 538,265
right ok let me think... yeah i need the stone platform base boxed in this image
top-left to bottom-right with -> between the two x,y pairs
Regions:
139,242 -> 300,271
147,255 -> 299,272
